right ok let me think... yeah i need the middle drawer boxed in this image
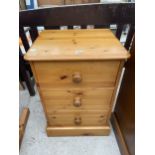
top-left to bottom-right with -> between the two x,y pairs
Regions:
41,87 -> 114,112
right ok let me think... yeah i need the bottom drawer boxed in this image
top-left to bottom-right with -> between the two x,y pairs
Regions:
47,110 -> 108,126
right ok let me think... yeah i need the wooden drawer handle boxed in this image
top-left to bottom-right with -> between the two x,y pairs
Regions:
73,97 -> 82,107
74,117 -> 81,125
72,72 -> 82,83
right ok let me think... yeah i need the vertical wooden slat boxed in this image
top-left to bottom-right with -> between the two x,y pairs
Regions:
19,27 -> 30,51
116,24 -> 124,40
94,25 -> 102,28
125,24 -> 135,50
44,26 -> 60,29
81,25 -> 87,29
68,26 -> 74,29
19,47 -> 35,96
29,27 -> 39,42
95,25 -> 109,29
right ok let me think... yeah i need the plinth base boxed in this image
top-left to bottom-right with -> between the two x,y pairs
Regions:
46,124 -> 110,136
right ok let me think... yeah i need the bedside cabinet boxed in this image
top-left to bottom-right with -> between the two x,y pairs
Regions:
24,29 -> 130,136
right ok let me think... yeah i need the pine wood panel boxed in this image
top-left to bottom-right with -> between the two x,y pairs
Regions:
24,29 -> 130,61
65,0 -> 100,5
38,0 -> 64,6
47,125 -> 110,136
42,87 -> 113,111
106,61 -> 125,122
30,62 -> 49,120
48,110 -> 108,126
39,29 -> 115,38
33,61 -> 120,88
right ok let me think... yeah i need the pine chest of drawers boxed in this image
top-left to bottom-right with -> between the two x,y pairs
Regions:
24,29 -> 130,136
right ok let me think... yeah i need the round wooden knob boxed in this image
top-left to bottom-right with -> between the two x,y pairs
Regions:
73,97 -> 82,107
74,117 -> 81,125
72,72 -> 82,83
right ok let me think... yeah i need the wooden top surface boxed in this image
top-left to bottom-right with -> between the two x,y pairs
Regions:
24,29 -> 130,61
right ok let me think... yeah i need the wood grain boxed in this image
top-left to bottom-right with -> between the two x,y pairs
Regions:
65,0 -> 100,5
112,36 -> 135,155
38,0 -> 64,6
24,29 -> 130,136
39,29 -> 115,38
106,60 -> 125,122
48,110 -> 108,126
111,113 -> 130,155
47,125 -> 110,136
42,87 -> 113,111
30,62 -> 49,121
33,61 -> 120,88
20,3 -> 135,26
24,29 -> 130,61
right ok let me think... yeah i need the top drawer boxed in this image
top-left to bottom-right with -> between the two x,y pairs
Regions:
33,61 -> 120,88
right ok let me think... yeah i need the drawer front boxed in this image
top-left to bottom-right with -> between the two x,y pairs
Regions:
47,110 -> 108,126
42,88 -> 113,112
34,61 -> 120,88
